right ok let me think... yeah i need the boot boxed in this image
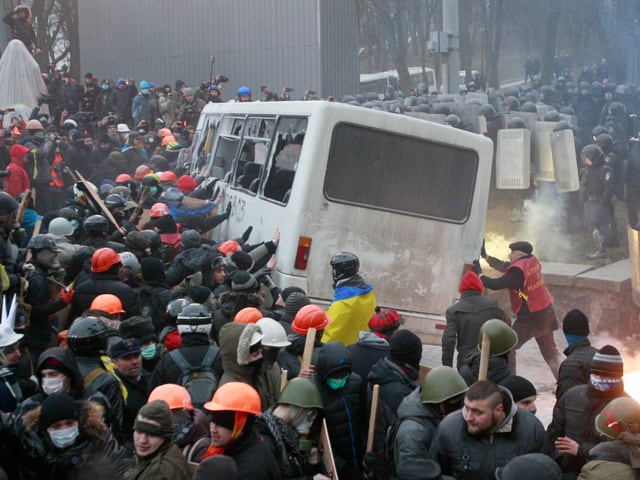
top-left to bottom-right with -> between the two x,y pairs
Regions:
585,229 -> 607,259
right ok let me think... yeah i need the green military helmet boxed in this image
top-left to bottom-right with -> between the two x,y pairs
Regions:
478,319 -> 518,356
421,366 -> 468,404
596,397 -> 640,439
279,377 -> 323,409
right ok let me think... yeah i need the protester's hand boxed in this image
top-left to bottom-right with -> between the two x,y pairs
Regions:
313,475 -> 332,480
225,202 -> 232,217
299,365 -> 315,379
555,436 -> 579,456
266,254 -> 277,270
481,239 -> 487,259
60,287 -> 74,304
272,227 -> 280,246
472,259 -> 482,275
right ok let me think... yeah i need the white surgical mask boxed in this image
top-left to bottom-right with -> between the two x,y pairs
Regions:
49,424 -> 79,449
290,406 -> 317,435
42,377 -> 65,395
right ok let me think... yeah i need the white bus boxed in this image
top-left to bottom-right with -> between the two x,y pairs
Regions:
189,101 -> 492,343
359,66 -> 438,96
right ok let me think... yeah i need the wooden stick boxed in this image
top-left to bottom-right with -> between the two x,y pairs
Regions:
128,186 -> 150,224
300,327 -> 316,371
75,170 -> 125,235
366,384 -> 380,453
320,418 -> 338,480
478,331 -> 490,381
24,219 -> 41,263
15,189 -> 31,225
280,370 -> 288,391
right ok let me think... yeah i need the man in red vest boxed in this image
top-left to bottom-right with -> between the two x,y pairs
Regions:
481,241 -> 563,379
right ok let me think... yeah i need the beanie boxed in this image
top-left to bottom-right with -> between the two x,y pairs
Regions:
459,271 -> 483,294
176,175 -> 197,194
500,375 -> 537,402
183,87 -> 195,96
119,315 -> 156,345
232,271 -> 258,293
389,330 -> 423,370
591,345 -> 624,377
368,308 -> 402,333
181,229 -> 201,248
231,251 -> 254,271
496,453 -> 562,480
40,393 -> 78,430
175,80 -> 185,89
134,400 -> 174,438
284,292 -> 311,316
39,354 -> 73,379
280,286 -> 305,303
193,456 -> 238,480
154,215 -> 177,234
562,309 -> 590,335
107,151 -> 124,166
141,257 -> 165,282
188,285 -> 212,304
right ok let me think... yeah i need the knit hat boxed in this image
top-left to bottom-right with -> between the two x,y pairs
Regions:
176,175 -> 197,194
38,355 -> 73,379
134,400 -> 174,438
231,271 -> 258,293
141,257 -> 165,282
591,345 -> 624,377
119,315 -> 156,345
396,459 -> 442,480
155,215 -> 177,234
459,271 -> 483,293
389,330 -> 423,370
562,309 -> 590,335
231,251 -> 254,271
183,87 -> 195,96
368,308 -> 402,333
284,292 -> 311,316
181,229 -> 201,248
107,151 -> 124,167
500,375 -> 537,402
509,241 -> 533,255
280,286 -> 305,303
495,453 -> 562,480
109,338 -> 141,359
40,393 -> 78,430
188,285 -> 212,304
175,80 -> 185,89
125,231 -> 150,252
193,456 -> 238,480
208,410 -> 237,431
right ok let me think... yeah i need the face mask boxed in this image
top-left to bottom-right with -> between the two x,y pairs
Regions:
49,424 -> 79,449
141,88 -> 149,95
248,357 -> 263,373
590,374 -> 622,392
42,376 -> 65,395
327,376 -> 348,390
35,132 -> 45,140
443,394 -> 464,415
149,186 -> 158,195
290,406 -> 317,435
262,348 -> 278,366
101,84 -> 109,91
69,219 -> 79,232
141,344 -> 157,360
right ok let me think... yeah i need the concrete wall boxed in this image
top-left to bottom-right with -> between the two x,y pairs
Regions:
77,0 -> 358,99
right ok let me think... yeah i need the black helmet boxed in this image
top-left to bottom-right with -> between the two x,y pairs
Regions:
592,125 -> 607,137
58,206 -> 82,222
543,110 -> 561,122
330,252 -> 359,285
521,101 -> 537,113
552,121 -> 572,132
479,104 -> 497,119
0,192 -> 19,216
167,298 -> 191,318
141,229 -> 161,251
581,144 -> 603,164
503,96 -> 520,112
559,106 -> 575,115
565,81 -> 576,90
104,193 -> 126,210
27,234 -> 58,251
507,117 -> 527,129
433,104 -> 450,115
161,187 -> 184,206
67,317 -> 109,356
578,81 -> 590,91
596,133 -> 614,152
606,101 -> 626,119
444,114 -> 461,128
83,214 -> 109,234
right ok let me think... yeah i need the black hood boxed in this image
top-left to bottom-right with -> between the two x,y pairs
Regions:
36,347 -> 84,398
316,341 -> 352,381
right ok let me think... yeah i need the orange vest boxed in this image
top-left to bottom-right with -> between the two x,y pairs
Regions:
506,256 -> 553,314
49,151 -> 64,187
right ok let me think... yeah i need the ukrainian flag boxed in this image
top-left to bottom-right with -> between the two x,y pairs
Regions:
322,284 -> 377,346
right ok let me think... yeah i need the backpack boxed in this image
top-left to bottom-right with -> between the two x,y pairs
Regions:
364,415 -> 420,480
169,346 -> 219,408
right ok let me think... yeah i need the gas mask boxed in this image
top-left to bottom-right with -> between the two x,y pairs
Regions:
290,406 -> 317,436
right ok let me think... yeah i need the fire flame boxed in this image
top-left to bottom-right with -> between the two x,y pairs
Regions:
623,372 -> 640,402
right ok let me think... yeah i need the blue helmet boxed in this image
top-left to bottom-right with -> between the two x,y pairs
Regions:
208,84 -> 220,92
238,86 -> 251,96
139,80 -> 152,89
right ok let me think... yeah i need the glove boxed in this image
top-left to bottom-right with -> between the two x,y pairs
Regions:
60,287 -> 74,304
480,239 -> 487,259
225,202 -> 232,217
472,259 -> 482,275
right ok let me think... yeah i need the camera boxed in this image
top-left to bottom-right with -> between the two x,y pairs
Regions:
284,87 -> 294,92
37,94 -> 55,105
214,74 -> 229,84
0,171 -> 10,178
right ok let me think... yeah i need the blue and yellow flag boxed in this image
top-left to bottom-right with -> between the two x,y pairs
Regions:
322,284 -> 376,346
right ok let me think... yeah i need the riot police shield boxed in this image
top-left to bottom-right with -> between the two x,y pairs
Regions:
535,103 -> 555,120
404,112 -> 446,124
550,129 -> 579,192
558,113 -> 578,128
465,92 -> 489,105
496,128 -> 531,189
504,112 -> 537,130
533,121 -> 556,182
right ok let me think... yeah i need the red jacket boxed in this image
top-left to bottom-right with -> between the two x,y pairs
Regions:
3,143 -> 30,198
506,255 -> 553,314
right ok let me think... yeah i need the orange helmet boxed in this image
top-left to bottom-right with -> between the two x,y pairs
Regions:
148,384 -> 194,411
158,128 -> 172,138
204,382 -> 261,415
292,305 -> 331,335
90,294 -> 125,315
233,307 -> 262,324
218,240 -> 240,255
159,171 -> 178,183
115,173 -> 132,184
91,247 -> 121,273
58,329 -> 69,348
150,202 -> 170,218
134,165 -> 153,180
161,135 -> 177,147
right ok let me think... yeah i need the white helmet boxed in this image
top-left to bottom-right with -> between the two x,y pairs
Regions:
176,303 -> 212,336
73,180 -> 98,200
256,317 -> 291,348
48,217 -> 74,236
0,295 -> 23,351
119,251 -> 140,276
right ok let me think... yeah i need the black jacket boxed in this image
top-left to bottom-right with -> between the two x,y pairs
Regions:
70,269 -> 140,320
222,428 -> 282,480
165,245 -> 218,287
556,339 -> 597,400
347,331 -> 389,382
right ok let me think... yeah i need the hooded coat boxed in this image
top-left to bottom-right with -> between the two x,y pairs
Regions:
219,322 -> 279,411
131,440 -> 191,480
3,143 -> 30,197
0,400 -> 131,480
347,331 -> 389,383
